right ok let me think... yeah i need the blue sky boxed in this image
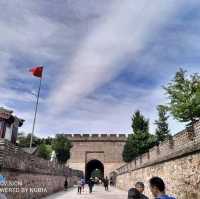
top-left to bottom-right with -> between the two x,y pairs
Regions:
0,0 -> 200,137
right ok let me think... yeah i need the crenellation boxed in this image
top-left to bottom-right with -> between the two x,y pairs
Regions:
83,134 -> 90,137
92,134 -> 99,137
74,134 -> 81,137
101,134 -> 108,137
118,134 -> 126,138
63,133 -> 128,143
110,134 -> 117,137
65,134 -> 72,138
114,120 -> 200,177
65,133 -> 127,177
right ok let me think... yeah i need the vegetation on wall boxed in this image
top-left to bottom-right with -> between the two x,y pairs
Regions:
123,111 -> 156,162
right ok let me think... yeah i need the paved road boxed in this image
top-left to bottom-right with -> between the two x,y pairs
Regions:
43,185 -> 127,199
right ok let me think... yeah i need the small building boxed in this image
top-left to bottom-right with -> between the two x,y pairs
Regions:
0,107 -> 24,144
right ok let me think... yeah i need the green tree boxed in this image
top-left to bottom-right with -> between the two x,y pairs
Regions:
38,143 -> 52,160
132,111 -> 149,133
122,134 -> 138,162
155,105 -> 170,142
164,68 -> 200,128
123,111 -> 156,162
43,137 -> 54,145
52,135 -> 72,164
17,132 -> 41,147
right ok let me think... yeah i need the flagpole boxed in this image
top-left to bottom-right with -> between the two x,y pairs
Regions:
30,76 -> 42,148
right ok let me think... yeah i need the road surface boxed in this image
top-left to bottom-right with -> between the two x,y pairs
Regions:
43,185 -> 127,199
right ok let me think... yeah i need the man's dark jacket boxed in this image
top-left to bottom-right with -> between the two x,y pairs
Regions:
128,188 -> 149,199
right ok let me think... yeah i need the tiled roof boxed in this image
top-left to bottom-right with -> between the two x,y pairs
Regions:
0,107 -> 24,126
0,107 -> 13,120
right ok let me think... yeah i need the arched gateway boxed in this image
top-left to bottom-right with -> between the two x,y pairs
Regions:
61,134 -> 127,177
85,159 -> 104,180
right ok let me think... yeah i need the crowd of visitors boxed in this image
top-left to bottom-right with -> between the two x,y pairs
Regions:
76,176 -> 110,194
63,175 -> 176,199
73,176 -> 176,199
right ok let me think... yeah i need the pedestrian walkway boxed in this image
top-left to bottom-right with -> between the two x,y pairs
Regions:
43,185 -> 127,199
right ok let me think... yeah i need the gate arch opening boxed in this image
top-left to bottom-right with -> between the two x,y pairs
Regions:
85,159 -> 104,181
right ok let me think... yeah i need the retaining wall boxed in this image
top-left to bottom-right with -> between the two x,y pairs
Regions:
0,139 -> 83,199
113,121 -> 200,199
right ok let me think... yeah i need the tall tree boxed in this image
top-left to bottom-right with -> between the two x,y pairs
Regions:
155,105 -> 170,143
123,111 -> 156,162
164,68 -> 200,128
52,135 -> 72,164
122,134 -> 138,162
38,143 -> 52,160
132,111 -> 149,133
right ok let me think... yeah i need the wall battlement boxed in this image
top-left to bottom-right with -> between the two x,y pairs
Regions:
113,121 -> 200,199
115,121 -> 200,175
61,133 -> 128,142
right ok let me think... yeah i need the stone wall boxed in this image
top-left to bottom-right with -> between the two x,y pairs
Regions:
113,121 -> 200,199
62,134 -> 127,176
0,139 -> 83,199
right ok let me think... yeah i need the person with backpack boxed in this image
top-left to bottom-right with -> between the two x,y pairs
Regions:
149,177 -> 176,199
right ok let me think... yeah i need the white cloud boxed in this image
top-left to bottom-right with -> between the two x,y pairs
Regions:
1,0 -> 198,137
34,83 -> 184,137
0,52 -> 12,85
49,0 -> 183,113
30,83 -> 181,136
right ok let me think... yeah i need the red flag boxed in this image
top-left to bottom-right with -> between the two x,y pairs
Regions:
29,66 -> 43,78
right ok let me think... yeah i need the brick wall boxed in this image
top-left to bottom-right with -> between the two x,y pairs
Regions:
0,139 -> 83,199
113,121 -> 200,199
62,134 -> 127,177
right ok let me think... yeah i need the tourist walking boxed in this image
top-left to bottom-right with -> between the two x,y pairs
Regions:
88,178 -> 94,193
104,176 -> 109,191
135,182 -> 149,199
77,179 -> 82,194
110,177 -> 113,186
149,177 -> 176,199
64,178 -> 68,191
81,178 -> 85,192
